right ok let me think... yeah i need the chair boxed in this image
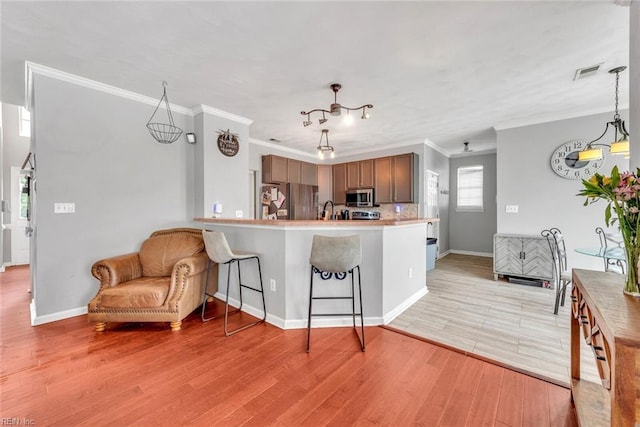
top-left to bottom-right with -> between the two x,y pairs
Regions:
201,230 -> 266,336
541,227 -> 572,315
595,227 -> 626,274
307,235 -> 365,352
88,228 -> 214,331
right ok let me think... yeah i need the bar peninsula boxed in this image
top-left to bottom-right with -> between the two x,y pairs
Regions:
194,218 -> 437,329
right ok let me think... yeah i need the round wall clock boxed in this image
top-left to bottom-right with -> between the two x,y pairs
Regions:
550,139 -> 604,180
217,129 -> 240,157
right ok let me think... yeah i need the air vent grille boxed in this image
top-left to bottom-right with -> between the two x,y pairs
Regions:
574,64 -> 602,80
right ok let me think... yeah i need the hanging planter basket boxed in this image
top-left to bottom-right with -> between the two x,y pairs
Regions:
146,81 -> 183,144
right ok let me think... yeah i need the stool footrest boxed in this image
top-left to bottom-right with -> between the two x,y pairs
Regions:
310,313 -> 363,317
312,296 -> 355,300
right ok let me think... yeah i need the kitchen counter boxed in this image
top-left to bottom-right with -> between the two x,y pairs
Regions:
193,217 -> 434,329
194,217 -> 437,227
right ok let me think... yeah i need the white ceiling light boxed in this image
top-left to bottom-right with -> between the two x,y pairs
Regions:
316,129 -> 335,159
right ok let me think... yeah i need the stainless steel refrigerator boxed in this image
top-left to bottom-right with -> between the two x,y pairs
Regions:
261,183 -> 319,220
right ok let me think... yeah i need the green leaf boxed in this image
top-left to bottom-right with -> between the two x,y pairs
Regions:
605,203 -> 612,226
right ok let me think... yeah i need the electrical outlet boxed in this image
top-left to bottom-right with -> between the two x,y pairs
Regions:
408,267 -> 413,279
505,205 -> 519,213
270,279 -> 276,292
235,210 -> 243,218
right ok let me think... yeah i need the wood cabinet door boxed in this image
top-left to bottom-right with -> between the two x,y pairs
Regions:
522,238 -> 554,280
360,159 -> 374,188
288,159 -> 301,184
494,236 -> 523,275
374,157 -> 393,203
393,153 -> 414,202
301,162 -> 318,186
347,162 -> 360,189
333,163 -> 347,204
262,155 -> 288,183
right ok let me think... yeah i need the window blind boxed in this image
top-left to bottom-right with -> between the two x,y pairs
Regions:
457,165 -> 483,210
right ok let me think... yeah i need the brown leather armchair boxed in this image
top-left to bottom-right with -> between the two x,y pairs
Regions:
88,228 -> 217,331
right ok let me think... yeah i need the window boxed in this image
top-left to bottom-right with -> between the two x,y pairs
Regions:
19,106 -> 31,138
457,165 -> 483,211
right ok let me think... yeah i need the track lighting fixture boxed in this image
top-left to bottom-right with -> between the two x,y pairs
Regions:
301,83 -> 373,127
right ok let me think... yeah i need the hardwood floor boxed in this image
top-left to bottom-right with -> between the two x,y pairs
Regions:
389,253 -> 600,386
1,265 -> 576,426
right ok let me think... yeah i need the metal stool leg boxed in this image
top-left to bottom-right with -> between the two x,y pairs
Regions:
224,256 -> 266,336
201,260 -> 217,322
306,266 -> 314,352
356,266 -> 365,351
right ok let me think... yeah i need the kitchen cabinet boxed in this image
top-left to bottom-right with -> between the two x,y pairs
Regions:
301,161 -> 318,186
262,155 -> 288,184
347,160 -> 374,189
570,269 -> 640,426
493,234 -> 554,282
373,154 -> 417,203
288,159 -> 301,184
332,163 -> 347,205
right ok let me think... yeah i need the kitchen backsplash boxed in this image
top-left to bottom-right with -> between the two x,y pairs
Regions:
322,203 -> 419,220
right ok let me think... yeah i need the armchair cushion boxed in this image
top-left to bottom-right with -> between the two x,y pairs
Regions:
98,277 -> 171,308
139,233 -> 204,277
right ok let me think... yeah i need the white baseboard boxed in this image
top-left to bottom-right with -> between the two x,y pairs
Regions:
437,250 -> 450,259
30,303 -> 87,326
382,286 -> 429,324
449,249 -> 493,258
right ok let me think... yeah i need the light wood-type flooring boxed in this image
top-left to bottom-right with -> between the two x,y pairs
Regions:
0,265 -> 577,426
389,253 -> 600,386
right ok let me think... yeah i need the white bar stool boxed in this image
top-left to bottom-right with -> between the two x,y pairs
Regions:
201,230 -> 266,336
307,234 -> 365,352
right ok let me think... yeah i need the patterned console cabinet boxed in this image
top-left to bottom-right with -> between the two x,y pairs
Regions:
571,269 -> 640,426
493,233 -> 554,282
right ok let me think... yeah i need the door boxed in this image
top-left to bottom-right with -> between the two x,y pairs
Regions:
9,166 -> 30,265
425,170 -> 440,247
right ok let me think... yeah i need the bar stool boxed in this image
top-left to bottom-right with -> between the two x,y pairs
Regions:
201,230 -> 266,336
306,234 -> 365,352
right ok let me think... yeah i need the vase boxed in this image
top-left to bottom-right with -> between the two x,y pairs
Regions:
623,239 -> 640,297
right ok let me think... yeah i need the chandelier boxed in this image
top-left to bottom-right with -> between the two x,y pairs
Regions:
301,83 -> 373,127
316,129 -> 335,159
146,81 -> 183,144
578,66 -> 630,161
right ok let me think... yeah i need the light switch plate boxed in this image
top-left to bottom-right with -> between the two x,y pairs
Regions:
54,203 -> 75,213
505,205 -> 518,213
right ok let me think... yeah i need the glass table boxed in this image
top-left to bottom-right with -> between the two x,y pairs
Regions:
575,246 -> 626,260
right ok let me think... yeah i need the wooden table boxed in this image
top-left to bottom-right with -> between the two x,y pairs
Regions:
571,269 -> 640,426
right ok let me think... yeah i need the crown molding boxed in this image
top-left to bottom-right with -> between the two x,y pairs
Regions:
24,62 -> 253,126
25,62 -> 193,115
249,138 -> 318,159
449,148 -> 497,159
493,104 -> 630,131
422,138 -> 450,158
192,104 -> 253,126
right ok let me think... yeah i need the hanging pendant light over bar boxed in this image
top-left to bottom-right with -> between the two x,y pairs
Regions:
578,66 -> 630,161
301,83 -> 373,127
316,129 -> 335,159
146,81 -> 183,144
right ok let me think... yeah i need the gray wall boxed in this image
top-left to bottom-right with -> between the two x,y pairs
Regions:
1,103 -> 30,263
31,74 -> 195,318
496,111 -> 629,272
423,144 -> 450,254
449,153 -> 497,254
631,1 -> 639,168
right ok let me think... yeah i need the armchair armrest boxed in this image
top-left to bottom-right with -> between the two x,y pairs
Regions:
166,252 -> 211,304
91,253 -> 143,291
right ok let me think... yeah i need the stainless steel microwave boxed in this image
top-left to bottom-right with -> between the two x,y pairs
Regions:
346,188 -> 374,207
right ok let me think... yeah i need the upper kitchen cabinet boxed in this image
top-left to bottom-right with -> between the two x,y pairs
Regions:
288,159 -> 301,184
373,153 -> 418,203
262,155 -> 289,183
301,161 -> 318,186
333,163 -> 347,205
347,159 -> 374,189
262,155 -> 317,185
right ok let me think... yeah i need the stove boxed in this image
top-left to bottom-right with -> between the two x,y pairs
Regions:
351,211 -> 381,220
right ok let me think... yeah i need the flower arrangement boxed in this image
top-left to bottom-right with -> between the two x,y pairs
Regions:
578,166 -> 640,294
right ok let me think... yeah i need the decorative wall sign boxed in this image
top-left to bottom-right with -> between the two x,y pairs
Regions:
217,129 -> 240,157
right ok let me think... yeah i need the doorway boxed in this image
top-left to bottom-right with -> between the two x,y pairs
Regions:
9,166 -> 30,265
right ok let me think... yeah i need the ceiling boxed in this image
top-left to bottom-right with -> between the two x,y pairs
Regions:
0,1 -> 630,157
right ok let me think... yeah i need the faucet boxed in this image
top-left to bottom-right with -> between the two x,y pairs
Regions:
322,200 -> 334,220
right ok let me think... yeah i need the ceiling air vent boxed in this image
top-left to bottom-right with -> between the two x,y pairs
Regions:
574,64 -> 603,81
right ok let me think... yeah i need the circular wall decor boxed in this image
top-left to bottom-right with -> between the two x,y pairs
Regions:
217,129 -> 240,157
550,139 -> 604,180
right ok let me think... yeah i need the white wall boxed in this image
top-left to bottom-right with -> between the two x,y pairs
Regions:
31,73 -> 195,320
496,110 -> 629,272
630,1 -> 639,167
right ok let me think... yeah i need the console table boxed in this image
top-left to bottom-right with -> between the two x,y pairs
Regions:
571,269 -> 640,426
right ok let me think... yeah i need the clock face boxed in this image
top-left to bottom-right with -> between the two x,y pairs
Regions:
550,140 -> 604,180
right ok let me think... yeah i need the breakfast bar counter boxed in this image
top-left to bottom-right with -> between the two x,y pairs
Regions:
194,217 -> 437,329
